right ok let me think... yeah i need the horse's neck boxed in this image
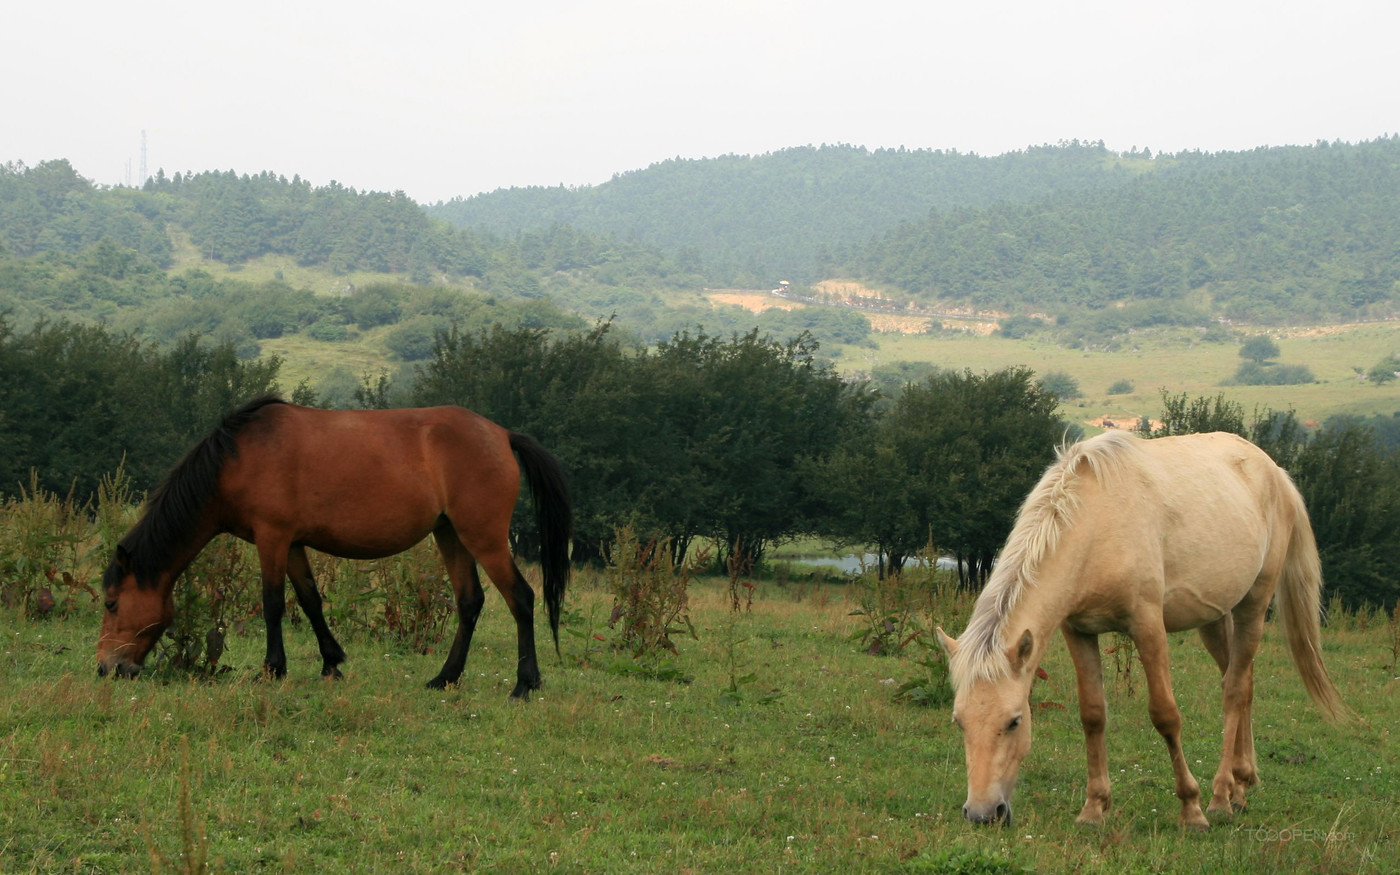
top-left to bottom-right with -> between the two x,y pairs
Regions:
998,564 -> 1079,669
156,523 -> 221,593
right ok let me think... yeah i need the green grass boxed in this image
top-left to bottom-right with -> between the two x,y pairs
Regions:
2,575 -> 1396,873
835,323 -> 1400,428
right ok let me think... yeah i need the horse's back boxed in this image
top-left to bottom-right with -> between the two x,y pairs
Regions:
1067,431 -> 1295,631
216,403 -> 519,556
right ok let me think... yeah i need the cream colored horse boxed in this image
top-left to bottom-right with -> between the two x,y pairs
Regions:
937,430 -> 1350,830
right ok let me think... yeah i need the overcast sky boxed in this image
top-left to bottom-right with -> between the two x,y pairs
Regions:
5,0 -> 1396,205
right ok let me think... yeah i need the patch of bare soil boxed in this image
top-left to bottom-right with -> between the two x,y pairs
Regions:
704,290 -> 801,313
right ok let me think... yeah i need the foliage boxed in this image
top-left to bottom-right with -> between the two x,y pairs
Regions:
0,473 -> 90,617
371,541 -> 453,654
1145,390 -> 1247,437
603,526 -> 700,674
1239,334 -> 1281,363
997,314 -> 1046,339
158,535 -> 258,676
1106,378 -> 1134,394
1365,355 -> 1399,385
814,367 -> 1063,586
856,137 -> 1400,324
1036,370 -> 1081,399
1229,360 -> 1316,385
429,141 -> 1132,287
0,315 -> 282,504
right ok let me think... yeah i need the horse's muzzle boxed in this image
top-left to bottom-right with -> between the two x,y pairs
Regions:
97,661 -> 143,679
964,801 -> 1013,828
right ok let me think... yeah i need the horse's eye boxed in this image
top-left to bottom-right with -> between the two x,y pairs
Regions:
1007,715 -> 1022,732
104,599 -> 117,614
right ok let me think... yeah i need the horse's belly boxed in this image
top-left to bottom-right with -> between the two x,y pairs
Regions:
1160,591 -> 1232,632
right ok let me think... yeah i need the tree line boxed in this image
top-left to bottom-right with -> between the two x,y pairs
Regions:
3,317 -> 1395,610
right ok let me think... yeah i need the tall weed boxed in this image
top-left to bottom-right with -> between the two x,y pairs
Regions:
0,472 -> 91,616
604,525 -> 701,680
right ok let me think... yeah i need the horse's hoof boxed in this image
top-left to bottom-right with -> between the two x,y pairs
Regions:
1182,817 -> 1211,833
321,666 -> 344,680
425,677 -> 450,690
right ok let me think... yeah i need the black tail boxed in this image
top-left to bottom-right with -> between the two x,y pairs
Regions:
509,432 -> 573,656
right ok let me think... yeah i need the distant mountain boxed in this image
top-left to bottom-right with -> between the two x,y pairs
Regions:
855,137 -> 1400,326
426,141 -> 1142,286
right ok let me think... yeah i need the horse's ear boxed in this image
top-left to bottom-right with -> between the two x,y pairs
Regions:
115,545 -> 132,573
1009,629 -> 1034,672
935,626 -> 959,658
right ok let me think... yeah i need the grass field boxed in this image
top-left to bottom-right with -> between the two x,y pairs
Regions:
834,322 -> 1400,430
2,569 -> 1396,873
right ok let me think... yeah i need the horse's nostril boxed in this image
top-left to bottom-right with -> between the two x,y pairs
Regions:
97,663 -> 108,678
995,802 -> 1008,821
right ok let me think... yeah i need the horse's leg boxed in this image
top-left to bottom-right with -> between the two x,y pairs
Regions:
427,522 -> 486,690
471,541 -> 541,700
1062,625 -> 1112,825
1197,614 -> 1233,675
286,545 -> 348,678
257,544 -> 291,679
1209,589 -> 1271,816
1131,615 -> 1209,831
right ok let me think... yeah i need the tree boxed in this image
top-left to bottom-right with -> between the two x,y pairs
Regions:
1239,335 -> 1280,364
1037,370 -> 1081,400
1366,356 -> 1399,385
820,368 -> 1062,586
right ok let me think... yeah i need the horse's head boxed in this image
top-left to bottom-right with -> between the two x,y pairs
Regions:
937,627 -> 1038,828
96,546 -> 173,679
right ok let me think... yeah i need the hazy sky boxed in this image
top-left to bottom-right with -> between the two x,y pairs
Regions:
5,0 -> 1396,204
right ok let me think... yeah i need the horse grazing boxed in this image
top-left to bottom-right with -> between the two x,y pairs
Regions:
936,430 -> 1350,830
97,395 -> 572,699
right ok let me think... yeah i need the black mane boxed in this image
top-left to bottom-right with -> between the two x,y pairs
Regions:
116,394 -> 286,587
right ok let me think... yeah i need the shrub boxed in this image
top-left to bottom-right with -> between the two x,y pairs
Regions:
605,525 -> 700,664
1230,361 -> 1316,386
1037,370 -> 1081,399
1107,378 -> 1135,395
305,317 -> 351,342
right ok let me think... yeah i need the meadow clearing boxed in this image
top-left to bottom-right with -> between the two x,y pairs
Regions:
0,560 -> 1396,873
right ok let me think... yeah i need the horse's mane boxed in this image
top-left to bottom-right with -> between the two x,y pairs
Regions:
117,394 -> 285,588
949,429 -> 1140,688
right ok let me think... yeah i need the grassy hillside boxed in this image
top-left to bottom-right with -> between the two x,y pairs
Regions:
829,321 -> 1400,429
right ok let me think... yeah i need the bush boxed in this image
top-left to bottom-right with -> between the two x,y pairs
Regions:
1038,370 -> 1081,399
604,526 -> 699,665
306,317 -> 351,342
383,315 -> 450,361
998,315 -> 1045,339
1230,361 -> 1316,386
1107,379 -> 1135,395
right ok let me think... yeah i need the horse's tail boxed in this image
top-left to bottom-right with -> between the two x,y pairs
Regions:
510,432 -> 573,656
1274,469 -> 1353,722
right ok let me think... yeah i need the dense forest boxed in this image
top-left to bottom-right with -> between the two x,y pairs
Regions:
427,137 -> 1400,328
857,138 -> 1400,325
426,141 -> 1142,285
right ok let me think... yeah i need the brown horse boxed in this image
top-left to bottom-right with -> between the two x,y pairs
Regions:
936,430 -> 1350,830
97,395 -> 571,699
